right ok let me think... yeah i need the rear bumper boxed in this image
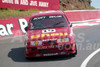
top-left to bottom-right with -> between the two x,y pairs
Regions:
25,43 -> 77,58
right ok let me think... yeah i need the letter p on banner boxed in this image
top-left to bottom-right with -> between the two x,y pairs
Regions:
18,19 -> 28,34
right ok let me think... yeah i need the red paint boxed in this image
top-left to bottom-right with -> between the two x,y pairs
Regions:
64,10 -> 100,22
0,0 -> 59,10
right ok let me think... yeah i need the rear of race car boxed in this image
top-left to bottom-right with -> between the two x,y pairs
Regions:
24,11 -> 77,58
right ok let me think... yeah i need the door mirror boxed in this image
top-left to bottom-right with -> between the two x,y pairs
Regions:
70,23 -> 72,27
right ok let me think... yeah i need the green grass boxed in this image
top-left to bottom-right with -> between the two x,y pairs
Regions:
0,8 -> 40,19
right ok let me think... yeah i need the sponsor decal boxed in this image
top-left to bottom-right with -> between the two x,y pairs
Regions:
42,29 -> 56,33
0,18 -> 28,37
31,32 -> 68,39
0,0 -> 59,10
43,53 -> 58,56
0,24 -> 13,37
1,0 -> 49,7
18,19 -> 28,34
37,45 -> 63,49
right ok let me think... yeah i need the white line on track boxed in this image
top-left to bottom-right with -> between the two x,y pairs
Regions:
80,48 -> 100,67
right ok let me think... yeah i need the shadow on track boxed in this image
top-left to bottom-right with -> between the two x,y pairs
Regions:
8,47 -> 75,62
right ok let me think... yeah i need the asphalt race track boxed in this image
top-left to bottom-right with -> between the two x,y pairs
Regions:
0,25 -> 100,67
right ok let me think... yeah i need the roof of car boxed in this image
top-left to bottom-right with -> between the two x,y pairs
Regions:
32,10 -> 64,17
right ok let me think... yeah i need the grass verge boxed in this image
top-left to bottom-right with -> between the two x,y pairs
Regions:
0,8 -> 40,19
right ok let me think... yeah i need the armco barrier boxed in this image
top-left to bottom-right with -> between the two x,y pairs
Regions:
0,10 -> 100,39
64,10 -> 100,22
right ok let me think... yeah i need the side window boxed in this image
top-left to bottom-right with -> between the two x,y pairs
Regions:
28,18 -> 34,30
64,14 -> 70,24
62,12 -> 70,24
63,12 -> 72,27
28,22 -> 34,30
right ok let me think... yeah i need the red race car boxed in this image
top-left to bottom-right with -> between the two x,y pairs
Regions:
24,10 -> 77,59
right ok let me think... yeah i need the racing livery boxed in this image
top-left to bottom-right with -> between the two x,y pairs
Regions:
24,10 -> 77,58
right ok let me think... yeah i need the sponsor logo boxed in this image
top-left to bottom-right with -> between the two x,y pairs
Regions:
43,53 -> 58,56
31,32 -> 68,39
37,45 -> 63,49
42,29 -> 56,33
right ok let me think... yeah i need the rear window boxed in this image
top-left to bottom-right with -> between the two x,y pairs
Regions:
30,15 -> 68,30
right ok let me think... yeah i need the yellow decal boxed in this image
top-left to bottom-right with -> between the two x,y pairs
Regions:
41,34 -> 50,37
31,32 -> 68,39
41,34 -> 45,37
64,33 -> 68,36
51,33 -> 55,36
60,33 -> 63,36
55,33 -> 59,36
61,38 -> 65,42
31,34 -> 40,39
34,41 -> 39,45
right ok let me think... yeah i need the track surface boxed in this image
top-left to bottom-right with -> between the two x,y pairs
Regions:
0,25 -> 100,67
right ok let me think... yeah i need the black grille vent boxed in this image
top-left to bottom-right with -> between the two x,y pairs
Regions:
39,49 -> 62,53
43,40 -> 57,46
